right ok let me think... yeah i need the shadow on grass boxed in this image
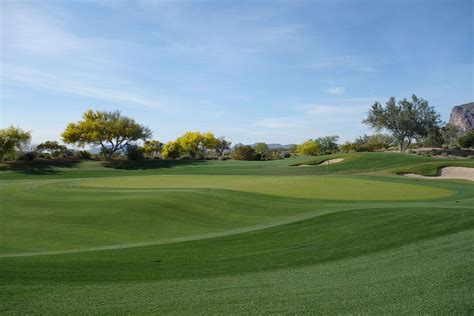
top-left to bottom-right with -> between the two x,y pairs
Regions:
0,159 -> 82,175
102,159 -> 208,170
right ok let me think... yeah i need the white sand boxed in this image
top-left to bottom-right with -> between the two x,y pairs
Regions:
402,167 -> 474,182
298,158 -> 344,167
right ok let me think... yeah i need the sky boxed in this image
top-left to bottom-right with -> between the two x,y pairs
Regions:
1,0 -> 473,145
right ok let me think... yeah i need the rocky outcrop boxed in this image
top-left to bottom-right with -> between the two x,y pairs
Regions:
449,102 -> 474,133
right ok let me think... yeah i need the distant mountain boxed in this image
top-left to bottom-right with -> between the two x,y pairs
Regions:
233,143 -> 296,150
449,102 -> 474,133
266,143 -> 297,150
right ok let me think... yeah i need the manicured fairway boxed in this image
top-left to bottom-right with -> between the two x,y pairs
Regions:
0,153 -> 473,314
81,174 -> 452,200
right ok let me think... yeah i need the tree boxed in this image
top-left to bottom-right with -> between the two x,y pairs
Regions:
458,130 -> 474,148
295,140 -> 319,156
441,123 -> 460,147
143,140 -> 163,158
363,95 -> 441,152
215,137 -> 231,156
124,144 -> 144,160
62,110 -> 152,160
0,126 -> 31,161
254,142 -> 270,159
421,127 -> 443,148
36,141 -> 67,158
175,131 -> 219,158
315,136 -> 339,154
162,141 -> 182,159
233,145 -> 256,160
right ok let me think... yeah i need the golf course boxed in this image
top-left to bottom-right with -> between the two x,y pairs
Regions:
1,152 -> 473,314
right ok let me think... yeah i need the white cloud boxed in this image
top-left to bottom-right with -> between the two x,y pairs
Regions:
0,4 -> 179,113
295,55 -> 377,73
1,5 -> 88,55
326,87 -> 345,95
2,64 -> 174,112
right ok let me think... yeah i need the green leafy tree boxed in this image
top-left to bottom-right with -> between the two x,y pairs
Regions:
295,140 -> 319,156
441,123 -> 460,147
0,126 -> 31,161
254,142 -> 270,159
363,95 -> 441,152
421,127 -> 443,148
36,141 -> 67,158
215,137 -> 231,156
143,140 -> 163,158
458,130 -> 474,148
125,144 -> 145,160
315,136 -> 339,154
175,131 -> 219,158
162,141 -> 182,160
233,145 -> 256,160
62,110 -> 152,160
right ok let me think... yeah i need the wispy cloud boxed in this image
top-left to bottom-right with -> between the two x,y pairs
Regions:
1,4 -> 88,55
326,87 -> 345,95
2,65 -> 174,112
0,4 -> 178,113
296,55 -> 377,73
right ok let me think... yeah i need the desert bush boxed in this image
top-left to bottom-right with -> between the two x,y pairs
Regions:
38,152 -> 52,159
295,140 -> 320,156
233,145 -> 256,160
16,151 -> 37,161
458,131 -> 474,148
125,144 -> 144,160
75,150 -> 92,160
162,141 -> 182,160
315,136 -> 339,154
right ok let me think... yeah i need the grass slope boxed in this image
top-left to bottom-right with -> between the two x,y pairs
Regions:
0,152 -> 473,314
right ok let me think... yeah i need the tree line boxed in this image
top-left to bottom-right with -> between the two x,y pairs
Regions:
1,95 -> 473,162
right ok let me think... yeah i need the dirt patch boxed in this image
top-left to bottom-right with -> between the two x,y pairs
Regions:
401,167 -> 474,182
298,158 -> 344,167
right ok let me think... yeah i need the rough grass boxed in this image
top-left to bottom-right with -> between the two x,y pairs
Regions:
0,152 -> 473,314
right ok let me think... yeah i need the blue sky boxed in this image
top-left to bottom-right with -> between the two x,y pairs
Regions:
1,0 -> 472,145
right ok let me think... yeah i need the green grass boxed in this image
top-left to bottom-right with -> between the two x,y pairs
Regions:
0,152 -> 473,314
80,174 -> 452,200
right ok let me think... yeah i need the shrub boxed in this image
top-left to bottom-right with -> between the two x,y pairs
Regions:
162,141 -> 182,160
125,144 -> 144,160
38,152 -> 51,159
233,145 -> 256,160
295,140 -> 319,156
16,151 -> 37,161
315,136 -> 339,154
458,131 -> 474,148
75,150 -> 92,160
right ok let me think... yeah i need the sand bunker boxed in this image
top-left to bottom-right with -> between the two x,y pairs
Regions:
402,167 -> 474,182
298,158 -> 344,167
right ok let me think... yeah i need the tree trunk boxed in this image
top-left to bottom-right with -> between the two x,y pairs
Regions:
400,138 -> 412,152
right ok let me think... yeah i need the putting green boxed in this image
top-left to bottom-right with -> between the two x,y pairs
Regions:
80,175 -> 451,201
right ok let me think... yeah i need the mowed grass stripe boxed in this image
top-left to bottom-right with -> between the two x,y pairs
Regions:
2,230 -> 471,314
2,206 -> 472,284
